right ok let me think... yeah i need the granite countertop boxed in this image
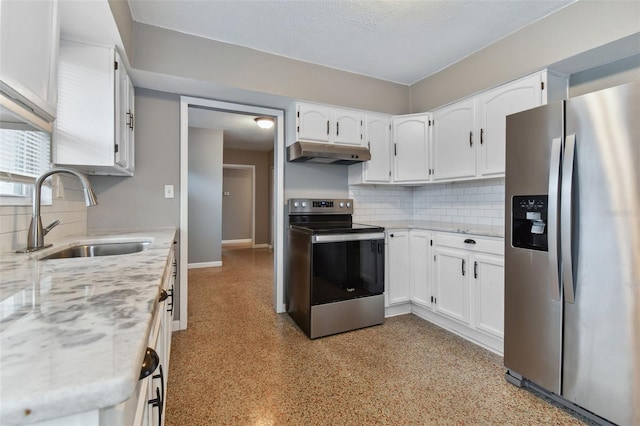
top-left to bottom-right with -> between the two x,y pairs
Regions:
0,228 -> 177,425
363,220 -> 504,238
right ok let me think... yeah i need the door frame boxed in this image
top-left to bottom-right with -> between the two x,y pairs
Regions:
222,164 -> 256,247
179,96 -> 286,331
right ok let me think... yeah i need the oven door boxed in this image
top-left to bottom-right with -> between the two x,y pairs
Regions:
310,232 -> 385,305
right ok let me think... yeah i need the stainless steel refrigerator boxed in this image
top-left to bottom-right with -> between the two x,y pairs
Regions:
504,81 -> 639,426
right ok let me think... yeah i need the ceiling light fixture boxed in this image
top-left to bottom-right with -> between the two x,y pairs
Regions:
254,116 -> 274,129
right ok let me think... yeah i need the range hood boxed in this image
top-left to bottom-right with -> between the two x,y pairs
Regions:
287,141 -> 371,165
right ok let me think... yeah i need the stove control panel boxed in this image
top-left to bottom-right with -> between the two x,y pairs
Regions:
288,198 -> 353,214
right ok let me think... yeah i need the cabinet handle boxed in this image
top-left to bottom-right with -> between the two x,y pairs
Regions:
462,259 -> 466,276
336,121 -> 339,136
389,233 -> 394,238
469,131 -> 473,147
167,286 -> 174,314
464,239 -> 476,244
153,364 -> 165,418
148,386 -> 163,426
368,141 -> 370,150
480,128 -> 484,145
474,261 -> 478,279
394,143 -> 397,156
327,120 -> 330,135
129,112 -> 134,131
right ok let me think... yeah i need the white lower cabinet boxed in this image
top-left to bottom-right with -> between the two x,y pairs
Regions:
386,229 -> 505,354
385,230 -> 411,310
409,230 -> 432,308
433,246 -> 470,324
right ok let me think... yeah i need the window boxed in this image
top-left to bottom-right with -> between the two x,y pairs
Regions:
0,102 -> 53,205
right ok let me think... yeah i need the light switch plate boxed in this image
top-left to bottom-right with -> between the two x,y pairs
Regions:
164,185 -> 174,199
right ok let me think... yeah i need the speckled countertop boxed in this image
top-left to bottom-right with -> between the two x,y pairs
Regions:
0,228 -> 176,425
363,220 -> 504,238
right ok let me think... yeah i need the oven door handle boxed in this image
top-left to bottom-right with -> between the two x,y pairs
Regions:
312,232 -> 385,243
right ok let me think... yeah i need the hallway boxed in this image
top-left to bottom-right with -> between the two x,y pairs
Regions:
165,248 -> 584,425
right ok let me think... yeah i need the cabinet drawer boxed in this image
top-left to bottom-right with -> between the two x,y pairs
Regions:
435,233 -> 503,255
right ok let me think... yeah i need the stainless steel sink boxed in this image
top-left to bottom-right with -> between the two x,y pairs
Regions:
40,241 -> 150,260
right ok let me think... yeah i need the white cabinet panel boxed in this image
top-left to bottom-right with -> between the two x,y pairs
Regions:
472,253 -> 504,339
55,41 -> 134,176
387,231 -> 411,306
297,103 -> 331,143
477,73 -> 544,177
434,246 -> 469,324
0,0 -> 58,120
410,230 -> 432,308
392,114 -> 430,182
333,108 -> 363,146
432,99 -> 476,181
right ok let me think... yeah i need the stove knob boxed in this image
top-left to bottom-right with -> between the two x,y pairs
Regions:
293,202 -> 299,208
301,202 -> 307,208
339,202 -> 345,208
346,202 -> 351,208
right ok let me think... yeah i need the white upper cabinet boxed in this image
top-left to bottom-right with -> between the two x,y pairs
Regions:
0,0 -> 59,121
477,72 -> 548,177
295,103 -> 363,146
392,113 -> 431,183
432,99 -> 476,181
349,114 -> 391,184
55,40 -> 134,176
430,70 -> 567,183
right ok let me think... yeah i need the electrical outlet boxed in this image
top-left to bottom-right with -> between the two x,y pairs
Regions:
164,185 -> 174,199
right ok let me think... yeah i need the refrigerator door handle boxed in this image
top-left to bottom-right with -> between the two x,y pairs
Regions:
561,134 -> 576,303
547,137 -> 562,301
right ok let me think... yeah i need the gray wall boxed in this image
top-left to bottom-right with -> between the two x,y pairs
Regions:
222,167 -> 252,241
570,54 -> 640,97
131,23 -> 411,115
409,1 -> 640,112
188,127 -> 223,264
223,148 -> 271,245
88,88 -> 182,316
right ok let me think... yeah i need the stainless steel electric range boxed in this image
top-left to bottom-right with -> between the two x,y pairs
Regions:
286,198 -> 385,339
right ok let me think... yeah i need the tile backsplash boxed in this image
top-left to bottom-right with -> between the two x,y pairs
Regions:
350,177 -> 505,226
0,175 -> 88,253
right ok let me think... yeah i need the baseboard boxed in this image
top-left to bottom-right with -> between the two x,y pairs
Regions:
222,239 -> 251,245
385,302 -> 412,317
252,243 -> 269,248
188,261 -> 222,269
172,320 -> 182,331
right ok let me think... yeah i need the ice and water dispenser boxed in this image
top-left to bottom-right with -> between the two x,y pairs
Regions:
512,195 -> 548,251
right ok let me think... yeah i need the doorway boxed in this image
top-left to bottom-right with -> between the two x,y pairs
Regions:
222,164 -> 255,247
179,97 -> 285,331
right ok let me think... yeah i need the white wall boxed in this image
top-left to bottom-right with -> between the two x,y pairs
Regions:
0,176 -> 87,253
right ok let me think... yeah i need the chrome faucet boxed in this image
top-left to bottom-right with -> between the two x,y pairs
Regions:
19,167 -> 98,253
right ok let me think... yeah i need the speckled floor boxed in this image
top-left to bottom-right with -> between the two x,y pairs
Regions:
165,248 -> 586,425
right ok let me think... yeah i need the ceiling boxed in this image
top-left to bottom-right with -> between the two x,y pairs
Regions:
188,108 -> 275,152
127,0 -> 575,85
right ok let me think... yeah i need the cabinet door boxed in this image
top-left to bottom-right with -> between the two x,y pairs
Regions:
55,40 -> 115,167
477,73 -> 543,177
410,230 -> 432,308
333,108 -> 362,146
432,99 -> 476,181
387,231 -> 411,305
472,253 -> 504,338
115,52 -> 129,169
0,0 -> 58,120
434,246 -> 469,324
297,103 -> 331,143
363,115 -> 391,182
392,115 -> 430,182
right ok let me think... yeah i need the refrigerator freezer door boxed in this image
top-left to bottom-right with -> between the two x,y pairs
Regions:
562,81 -> 640,426
504,101 -> 563,394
